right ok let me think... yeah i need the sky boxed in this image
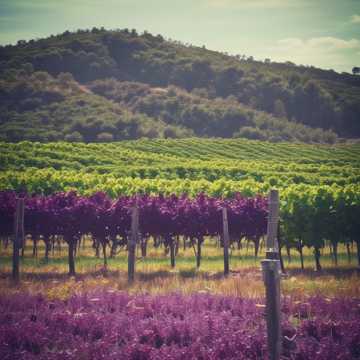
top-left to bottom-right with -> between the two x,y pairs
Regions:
0,0 -> 359,73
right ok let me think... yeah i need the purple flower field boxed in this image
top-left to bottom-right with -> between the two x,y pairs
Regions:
0,292 -> 359,360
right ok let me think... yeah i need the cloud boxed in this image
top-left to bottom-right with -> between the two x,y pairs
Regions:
276,37 -> 360,52
350,14 -> 360,24
206,0 -> 306,9
266,36 -> 360,72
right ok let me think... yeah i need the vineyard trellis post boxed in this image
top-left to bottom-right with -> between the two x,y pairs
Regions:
222,207 -> 230,276
261,189 -> 281,360
68,240 -> 76,276
128,203 -> 139,283
266,189 -> 279,260
170,236 -> 176,268
12,197 -> 24,284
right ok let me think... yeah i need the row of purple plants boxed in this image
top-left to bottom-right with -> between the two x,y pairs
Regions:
0,291 -> 359,359
0,190 -> 268,273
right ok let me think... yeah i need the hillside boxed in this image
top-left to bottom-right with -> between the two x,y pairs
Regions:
1,28 -> 360,142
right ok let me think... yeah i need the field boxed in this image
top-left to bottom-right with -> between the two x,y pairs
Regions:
1,138 -> 360,359
1,292 -> 360,359
1,240 -> 359,298
1,240 -> 360,359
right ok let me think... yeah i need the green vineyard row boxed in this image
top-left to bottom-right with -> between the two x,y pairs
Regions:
1,168 -> 359,201
1,139 -> 360,187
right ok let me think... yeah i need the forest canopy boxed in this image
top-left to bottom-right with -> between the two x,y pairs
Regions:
1,28 -> 359,143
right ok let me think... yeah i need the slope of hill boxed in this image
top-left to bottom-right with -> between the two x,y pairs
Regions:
1,27 -> 359,142
0,70 -> 190,142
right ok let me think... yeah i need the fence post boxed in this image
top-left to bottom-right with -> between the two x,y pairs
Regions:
170,236 -> 176,268
261,259 -> 281,360
128,203 -> 139,283
12,197 -> 24,284
266,189 -> 279,260
261,189 -> 281,360
222,207 -> 230,276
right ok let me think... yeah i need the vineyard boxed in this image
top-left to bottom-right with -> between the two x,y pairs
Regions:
1,138 -> 360,272
1,190 -> 269,275
1,139 -> 360,195
1,138 -> 360,359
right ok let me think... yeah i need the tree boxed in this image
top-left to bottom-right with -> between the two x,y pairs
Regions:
235,126 -> 267,141
58,72 -> 75,87
65,131 -> 84,142
163,126 -> 177,138
274,99 -> 287,118
97,132 -> 114,142
352,67 -> 360,75
215,67 -> 243,97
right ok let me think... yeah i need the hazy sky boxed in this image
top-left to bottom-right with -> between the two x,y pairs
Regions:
1,0 -> 360,73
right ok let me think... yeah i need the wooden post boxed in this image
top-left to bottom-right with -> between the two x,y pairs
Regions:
102,242 -> 108,269
261,259 -> 281,360
128,204 -> 139,283
44,238 -> 50,263
266,190 -> 279,260
222,207 -> 230,276
196,237 -> 202,268
170,237 -> 175,268
12,197 -> 24,284
261,189 -> 281,360
68,240 -> 76,276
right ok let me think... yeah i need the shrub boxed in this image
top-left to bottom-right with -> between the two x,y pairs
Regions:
234,126 -> 267,141
65,131 -> 84,142
96,132 -> 114,142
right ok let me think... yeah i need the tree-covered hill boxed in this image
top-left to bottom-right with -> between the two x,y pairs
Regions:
1,27 -> 359,142
0,70 -> 188,142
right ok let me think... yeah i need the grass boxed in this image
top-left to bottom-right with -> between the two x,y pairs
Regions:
1,238 -> 357,272
0,239 -> 359,300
